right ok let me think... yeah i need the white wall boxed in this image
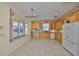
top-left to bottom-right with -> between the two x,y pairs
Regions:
0,5 -> 10,55
0,4 -> 31,55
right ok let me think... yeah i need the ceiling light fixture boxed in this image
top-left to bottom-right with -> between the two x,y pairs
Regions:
53,11 -> 59,18
54,12 -> 58,16
33,13 -> 37,16
30,8 -> 37,16
25,8 -> 39,18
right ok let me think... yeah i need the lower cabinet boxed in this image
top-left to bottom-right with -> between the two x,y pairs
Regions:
40,32 -> 50,40
32,31 -> 40,39
55,31 -> 62,44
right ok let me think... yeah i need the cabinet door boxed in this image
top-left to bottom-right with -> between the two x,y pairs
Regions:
77,10 -> 79,20
40,32 -> 50,40
69,12 -> 77,22
56,32 -> 62,44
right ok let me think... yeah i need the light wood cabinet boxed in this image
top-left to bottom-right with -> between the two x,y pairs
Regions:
64,9 -> 79,23
77,10 -> 79,20
31,21 -> 40,39
31,21 -> 50,40
55,31 -> 62,44
50,20 -> 56,30
40,32 -> 50,40
69,12 -> 77,22
32,21 -> 40,29
55,19 -> 64,44
55,19 -> 64,30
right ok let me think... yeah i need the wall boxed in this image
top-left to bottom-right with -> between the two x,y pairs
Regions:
0,4 -> 31,55
0,5 -> 10,55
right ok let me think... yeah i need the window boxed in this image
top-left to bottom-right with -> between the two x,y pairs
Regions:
11,21 -> 26,41
11,21 -> 19,39
43,23 -> 50,31
19,23 -> 25,36
25,24 -> 28,34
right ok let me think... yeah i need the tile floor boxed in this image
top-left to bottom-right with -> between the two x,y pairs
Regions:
10,39 -> 72,56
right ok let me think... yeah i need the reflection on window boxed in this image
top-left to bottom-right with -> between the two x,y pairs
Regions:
11,20 -> 26,42
19,23 -> 25,36
25,24 -> 28,34
43,23 -> 49,31
12,21 -> 19,38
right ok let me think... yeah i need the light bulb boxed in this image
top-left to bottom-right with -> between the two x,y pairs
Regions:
33,13 -> 37,16
54,12 -> 58,16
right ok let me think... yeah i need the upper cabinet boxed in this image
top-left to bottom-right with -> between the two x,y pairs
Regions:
32,21 -> 40,30
77,10 -> 79,20
50,20 -> 56,30
66,12 -> 77,23
69,12 -> 77,22
64,8 -> 79,23
55,19 -> 64,30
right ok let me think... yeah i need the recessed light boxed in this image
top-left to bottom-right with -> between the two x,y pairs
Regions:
33,13 -> 37,16
53,11 -> 59,18
54,12 -> 58,16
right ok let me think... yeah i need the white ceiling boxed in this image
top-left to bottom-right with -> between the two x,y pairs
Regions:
4,2 -> 79,20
